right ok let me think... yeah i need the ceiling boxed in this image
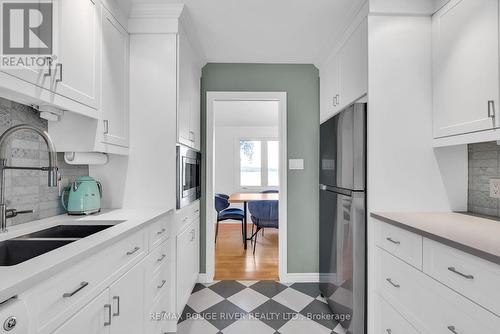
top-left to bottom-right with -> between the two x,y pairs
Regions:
118,0 -> 365,64
214,101 -> 279,127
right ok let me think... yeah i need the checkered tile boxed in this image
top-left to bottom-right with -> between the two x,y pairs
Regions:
178,280 -> 346,334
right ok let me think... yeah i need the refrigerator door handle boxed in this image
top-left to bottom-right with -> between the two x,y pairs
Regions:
319,184 -> 353,197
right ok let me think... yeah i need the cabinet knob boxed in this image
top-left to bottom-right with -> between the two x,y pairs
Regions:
3,316 -> 16,331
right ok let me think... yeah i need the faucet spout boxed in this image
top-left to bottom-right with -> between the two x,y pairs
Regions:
0,124 -> 58,189
0,124 -> 59,232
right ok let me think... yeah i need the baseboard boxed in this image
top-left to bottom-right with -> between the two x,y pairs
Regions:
281,273 -> 319,283
197,273 -> 214,284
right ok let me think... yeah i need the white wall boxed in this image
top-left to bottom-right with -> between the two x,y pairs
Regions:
214,125 -> 278,197
366,14 -> 468,332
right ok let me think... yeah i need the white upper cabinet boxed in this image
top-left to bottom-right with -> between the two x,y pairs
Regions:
320,16 -> 367,123
101,6 -> 129,148
52,0 -> 100,109
177,27 -> 202,150
320,53 -> 339,123
338,18 -> 368,110
433,0 -> 499,138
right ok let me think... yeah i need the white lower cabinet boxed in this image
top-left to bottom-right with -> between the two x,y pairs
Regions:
52,289 -> 110,334
176,218 -> 199,313
373,218 -> 500,334
108,262 -> 144,334
375,294 -> 420,334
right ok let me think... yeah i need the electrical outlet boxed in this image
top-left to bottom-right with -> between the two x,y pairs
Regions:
490,179 -> 500,198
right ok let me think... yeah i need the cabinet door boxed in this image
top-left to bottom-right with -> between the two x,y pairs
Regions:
52,289 -> 110,334
338,18 -> 368,110
101,6 -> 129,147
177,35 -> 193,147
190,74 -> 201,150
176,219 -> 199,313
320,54 -> 340,123
433,0 -> 499,138
52,0 -> 100,108
109,262 -> 145,334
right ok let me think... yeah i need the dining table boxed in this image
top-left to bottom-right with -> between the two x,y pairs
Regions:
228,192 -> 279,249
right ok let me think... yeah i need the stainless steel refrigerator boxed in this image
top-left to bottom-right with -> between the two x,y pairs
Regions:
319,103 -> 366,334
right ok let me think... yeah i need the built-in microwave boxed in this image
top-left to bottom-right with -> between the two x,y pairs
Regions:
176,145 -> 201,209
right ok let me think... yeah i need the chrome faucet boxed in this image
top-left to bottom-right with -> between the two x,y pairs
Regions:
0,124 -> 58,232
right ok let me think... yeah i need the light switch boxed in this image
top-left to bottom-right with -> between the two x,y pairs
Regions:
289,159 -> 304,170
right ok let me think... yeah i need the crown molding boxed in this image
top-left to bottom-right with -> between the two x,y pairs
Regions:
128,3 -> 184,34
129,3 -> 184,19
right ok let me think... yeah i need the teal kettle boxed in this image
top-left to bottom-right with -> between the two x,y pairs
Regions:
61,176 -> 102,215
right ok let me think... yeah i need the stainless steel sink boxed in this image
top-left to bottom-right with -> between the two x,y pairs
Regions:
0,239 -> 74,266
16,223 -> 119,239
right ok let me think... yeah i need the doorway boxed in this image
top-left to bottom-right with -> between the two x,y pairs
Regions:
206,92 -> 287,282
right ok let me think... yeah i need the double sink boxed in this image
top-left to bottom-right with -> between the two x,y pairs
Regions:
0,221 -> 125,266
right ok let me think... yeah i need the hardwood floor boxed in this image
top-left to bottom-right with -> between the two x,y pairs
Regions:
214,223 -> 279,281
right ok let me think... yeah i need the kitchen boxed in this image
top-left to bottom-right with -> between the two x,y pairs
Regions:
0,0 -> 499,333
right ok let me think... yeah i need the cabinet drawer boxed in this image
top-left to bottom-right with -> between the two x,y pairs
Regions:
375,247 -> 425,317
423,238 -> 500,316
376,295 -> 420,334
376,220 -> 423,269
147,239 -> 169,275
146,260 -> 169,307
175,201 -> 200,232
148,214 -> 170,251
27,230 -> 145,333
421,267 -> 500,334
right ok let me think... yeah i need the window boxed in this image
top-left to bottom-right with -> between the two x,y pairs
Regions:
239,139 -> 279,188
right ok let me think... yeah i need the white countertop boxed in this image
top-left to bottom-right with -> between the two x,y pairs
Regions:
371,212 -> 500,265
0,207 -> 173,303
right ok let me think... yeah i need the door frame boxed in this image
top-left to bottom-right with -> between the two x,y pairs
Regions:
205,91 -> 288,282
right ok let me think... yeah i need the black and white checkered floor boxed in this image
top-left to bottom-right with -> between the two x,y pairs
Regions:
176,280 -> 347,334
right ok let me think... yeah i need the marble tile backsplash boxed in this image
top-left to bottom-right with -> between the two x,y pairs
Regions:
0,97 -> 89,226
468,141 -> 500,217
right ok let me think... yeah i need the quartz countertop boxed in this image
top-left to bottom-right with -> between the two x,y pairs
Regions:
371,212 -> 500,265
0,207 -> 174,303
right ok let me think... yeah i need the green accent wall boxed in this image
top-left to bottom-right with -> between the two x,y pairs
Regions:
200,63 -> 320,274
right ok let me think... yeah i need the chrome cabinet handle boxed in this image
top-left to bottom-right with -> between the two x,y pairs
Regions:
448,267 -> 474,280
333,96 -> 337,106
194,209 -> 199,213
126,246 -> 140,255
157,228 -> 166,235
63,281 -> 89,298
448,325 -> 459,334
335,94 -> 340,106
386,237 -> 400,245
488,100 -> 496,118
55,63 -> 63,82
103,120 -> 109,135
190,229 -> 195,241
157,254 -> 167,262
104,304 -> 112,326
157,279 -> 167,289
44,57 -> 52,77
386,278 -> 400,288
112,296 -> 120,317
386,330 -> 392,334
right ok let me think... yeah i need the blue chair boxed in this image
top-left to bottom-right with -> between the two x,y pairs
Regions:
248,200 -> 279,254
215,194 -> 245,243
259,190 -> 278,235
